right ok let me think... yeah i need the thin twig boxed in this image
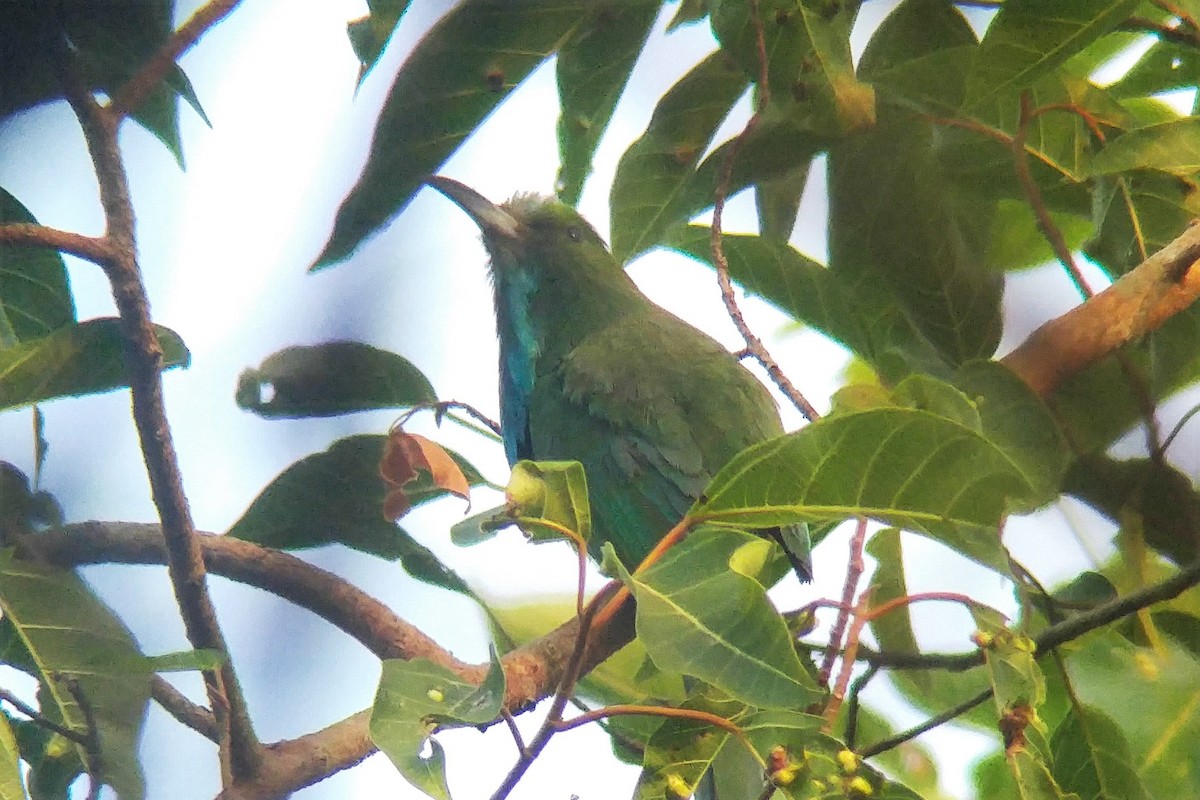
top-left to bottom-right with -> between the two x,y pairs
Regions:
858,688 -> 993,758
1013,92 -> 1094,299
0,223 -> 113,265
864,591 -> 988,622
110,0 -> 244,117
499,709 -> 526,756
819,517 -> 868,685
823,588 -> 871,730
433,400 -> 502,438
151,676 -> 218,741
710,0 -> 820,422
57,43 -> 261,781
0,686 -> 88,744
554,704 -> 750,744
488,584 -> 615,800
58,676 -> 104,800
852,556 -> 1200,673
843,663 -> 879,750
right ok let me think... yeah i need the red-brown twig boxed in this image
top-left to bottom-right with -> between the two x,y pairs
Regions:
819,517 -> 869,685
110,0 -> 244,118
710,0 -> 820,422
863,591 -> 987,622
824,588 -> 872,730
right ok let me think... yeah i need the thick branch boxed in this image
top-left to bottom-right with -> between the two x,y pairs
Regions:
59,64 -> 260,776
0,223 -> 113,265
33,522 -> 635,798
1002,223 -> 1200,397
110,0 -> 244,118
34,523 -> 635,714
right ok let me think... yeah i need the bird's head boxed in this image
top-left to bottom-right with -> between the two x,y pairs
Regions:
426,176 -> 615,285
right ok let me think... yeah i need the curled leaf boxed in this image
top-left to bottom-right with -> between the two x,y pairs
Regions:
380,430 -> 471,521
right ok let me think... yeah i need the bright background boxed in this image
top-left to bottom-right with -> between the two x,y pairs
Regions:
1,2 -> 1194,798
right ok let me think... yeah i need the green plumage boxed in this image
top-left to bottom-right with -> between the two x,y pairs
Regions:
428,177 -> 808,576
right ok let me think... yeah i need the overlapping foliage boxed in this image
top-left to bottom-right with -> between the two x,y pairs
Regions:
3,1 -> 1200,799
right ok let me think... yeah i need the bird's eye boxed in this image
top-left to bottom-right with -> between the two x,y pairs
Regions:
565,226 -> 583,242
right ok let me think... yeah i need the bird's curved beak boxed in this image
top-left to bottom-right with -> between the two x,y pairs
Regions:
426,176 -> 520,240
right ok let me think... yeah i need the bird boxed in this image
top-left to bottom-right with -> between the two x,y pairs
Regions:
427,176 -> 810,580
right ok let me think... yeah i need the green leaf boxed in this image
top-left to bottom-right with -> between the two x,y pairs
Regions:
555,1 -> 659,205
974,613 -> 1073,800
966,0 -> 1141,108
0,318 -> 189,412
633,693 -> 747,800
638,704 -> 923,800
609,51 -> 748,262
0,188 -> 75,346
1108,38 -> 1200,99
231,435 -> 494,621
667,0 -> 709,31
1086,118 -> 1200,178
486,597 -> 684,703
1085,172 -> 1200,276
986,198 -> 1092,272
976,614 -> 1044,713
714,0 -> 876,134
828,109 -> 1003,364
665,226 -> 950,381
235,341 -> 437,418
346,0 -> 414,84
866,529 -> 919,655
0,551 -> 149,800
506,459 -> 592,545
0,2 -> 204,165
1064,633 -> 1200,800
370,653 -> 505,800
1051,705 -> 1149,800
1064,455 -> 1200,567
0,714 -> 22,800
694,405 -> 1046,573
229,434 -> 482,561
615,529 -> 824,710
1053,297 -> 1200,452
1153,609 -> 1200,660
315,0 -> 586,268
849,706 -> 941,797
952,361 -> 1070,509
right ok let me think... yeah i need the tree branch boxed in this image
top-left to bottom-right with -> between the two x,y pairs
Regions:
0,223 -> 113,265
110,0 -> 244,118
710,0 -> 820,422
58,62 -> 260,777
1002,222 -> 1200,397
33,523 -> 636,715
32,522 -> 637,798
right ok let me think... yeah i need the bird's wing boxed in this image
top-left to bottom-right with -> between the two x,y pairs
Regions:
527,309 -> 783,565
